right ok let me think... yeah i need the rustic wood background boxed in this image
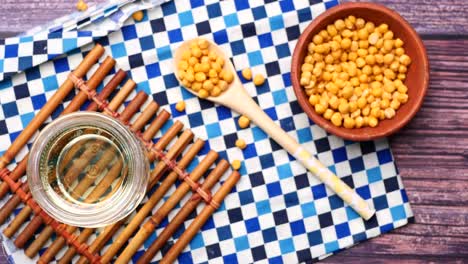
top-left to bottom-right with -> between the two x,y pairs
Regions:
0,0 -> 467,263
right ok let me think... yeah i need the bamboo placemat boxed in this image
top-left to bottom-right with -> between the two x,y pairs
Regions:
0,45 -> 240,264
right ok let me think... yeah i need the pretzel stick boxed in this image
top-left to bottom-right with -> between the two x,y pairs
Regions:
100,149 -> 218,264
1,59 -> 118,239
136,160 -> 229,264
55,117 -> 181,264
160,171 -> 240,264
119,159 -> 229,263
76,139 -> 205,264
13,74 -> 134,249
0,44 -> 104,170
39,104 -> 163,264
24,93 -> 148,257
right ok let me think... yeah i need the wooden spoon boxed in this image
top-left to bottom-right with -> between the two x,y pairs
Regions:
174,38 -> 375,220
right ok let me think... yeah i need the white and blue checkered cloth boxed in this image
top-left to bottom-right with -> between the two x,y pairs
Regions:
0,0 -> 414,263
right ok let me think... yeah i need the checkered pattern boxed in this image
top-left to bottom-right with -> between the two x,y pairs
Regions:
0,0 -> 169,82
0,0 -> 413,263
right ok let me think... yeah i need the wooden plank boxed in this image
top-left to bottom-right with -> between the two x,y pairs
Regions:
0,0 -> 466,263
0,0 -> 466,36
0,0 -> 103,36
346,0 -> 468,35
322,255 -> 468,263
330,232 -> 468,257
326,39 -> 468,263
388,39 -> 468,185
404,180 -> 468,206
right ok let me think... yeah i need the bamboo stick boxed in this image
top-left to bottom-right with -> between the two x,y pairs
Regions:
24,226 -> 55,257
1,59 -> 120,239
0,160 -> 27,223
0,157 -> 27,200
160,171 -> 240,264
130,101 -> 159,132
147,130 -> 192,187
0,44 -> 104,170
56,228 -> 94,264
136,160 -> 229,264
71,92 -> 150,198
69,149 -> 119,200
58,70 -> 127,167
118,91 -> 148,123
60,83 -> 139,189
100,149 -> 218,264
61,56 -> 115,115
119,160 -> 229,264
81,110 -> 172,204
39,104 -> 164,264
65,92 -> 148,196
88,123 -> 191,264
76,139 -> 205,264
142,110 -> 170,141
73,219 -> 121,264
0,162 -> 101,263
2,205 -> 31,238
12,212 -> 43,248
87,69 -> 126,112
55,115 -> 179,264
64,130 -> 193,264
13,70 -> 135,250
22,91 -> 147,256
84,159 -> 125,204
0,59 -> 121,201
26,152 -> 113,257
107,79 -> 135,112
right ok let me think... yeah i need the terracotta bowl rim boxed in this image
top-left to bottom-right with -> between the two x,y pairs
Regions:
291,2 -> 429,141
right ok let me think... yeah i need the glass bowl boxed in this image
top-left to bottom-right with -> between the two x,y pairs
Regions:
27,112 -> 149,228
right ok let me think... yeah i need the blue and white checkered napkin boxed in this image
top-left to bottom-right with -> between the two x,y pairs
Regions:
0,0 -> 414,263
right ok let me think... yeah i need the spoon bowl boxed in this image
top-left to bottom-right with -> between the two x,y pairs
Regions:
173,38 -> 375,220
173,38 -> 247,109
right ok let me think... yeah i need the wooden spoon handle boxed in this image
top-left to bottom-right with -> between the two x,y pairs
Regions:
227,85 -> 375,220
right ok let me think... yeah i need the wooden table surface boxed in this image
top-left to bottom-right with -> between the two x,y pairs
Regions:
0,0 -> 467,263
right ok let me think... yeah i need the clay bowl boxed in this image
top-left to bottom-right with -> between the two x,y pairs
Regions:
291,2 -> 429,141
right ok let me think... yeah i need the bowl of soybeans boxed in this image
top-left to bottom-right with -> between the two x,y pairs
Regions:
291,2 -> 428,141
